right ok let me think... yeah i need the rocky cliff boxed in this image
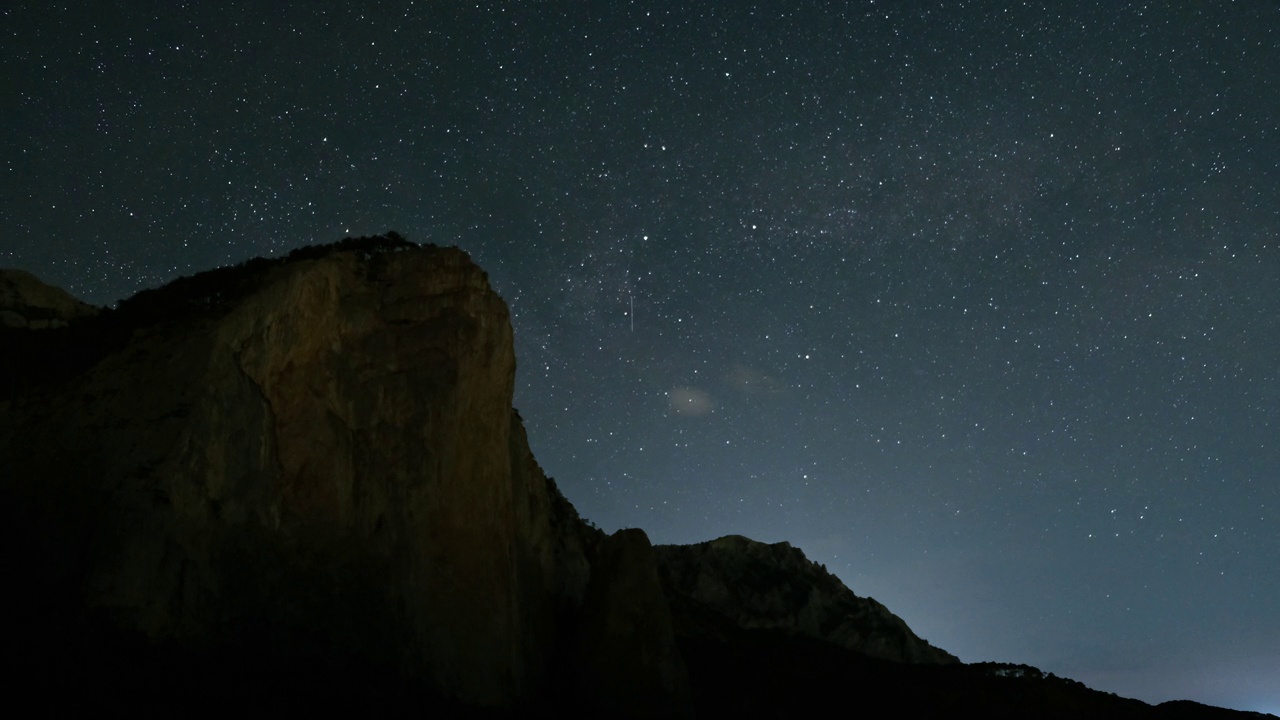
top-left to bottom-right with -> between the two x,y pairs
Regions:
1,237 -> 1260,718
2,239 -> 602,711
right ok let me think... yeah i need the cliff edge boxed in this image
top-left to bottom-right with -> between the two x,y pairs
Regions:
2,240 -> 598,710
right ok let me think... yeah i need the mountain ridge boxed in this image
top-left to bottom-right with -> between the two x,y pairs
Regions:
0,235 -> 1266,718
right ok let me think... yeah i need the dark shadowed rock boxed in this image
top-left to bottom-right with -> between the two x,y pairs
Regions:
655,534 -> 958,665
1151,700 -> 1277,720
573,528 -> 693,719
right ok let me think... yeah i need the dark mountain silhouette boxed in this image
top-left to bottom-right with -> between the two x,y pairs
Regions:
0,236 -> 1268,718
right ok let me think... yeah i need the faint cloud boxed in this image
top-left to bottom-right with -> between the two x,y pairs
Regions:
668,386 -> 714,416
724,362 -> 780,395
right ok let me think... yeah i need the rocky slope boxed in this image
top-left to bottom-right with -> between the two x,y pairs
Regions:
0,268 -> 99,328
0,237 -> 1264,718
655,534 -> 957,665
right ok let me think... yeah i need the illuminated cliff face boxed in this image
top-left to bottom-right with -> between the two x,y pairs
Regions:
0,243 -> 596,707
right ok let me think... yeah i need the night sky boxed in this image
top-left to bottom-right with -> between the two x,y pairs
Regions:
6,2 -> 1278,713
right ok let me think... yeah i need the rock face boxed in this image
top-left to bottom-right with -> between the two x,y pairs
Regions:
655,534 -> 958,665
3,237 -> 1244,718
0,268 -> 99,328
2,240 -> 602,709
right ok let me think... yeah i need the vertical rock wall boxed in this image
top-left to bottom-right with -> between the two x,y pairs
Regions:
2,243 -> 981,717
0,247 -> 577,707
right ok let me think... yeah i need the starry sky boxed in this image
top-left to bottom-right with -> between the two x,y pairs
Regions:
5,1 -> 1278,713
